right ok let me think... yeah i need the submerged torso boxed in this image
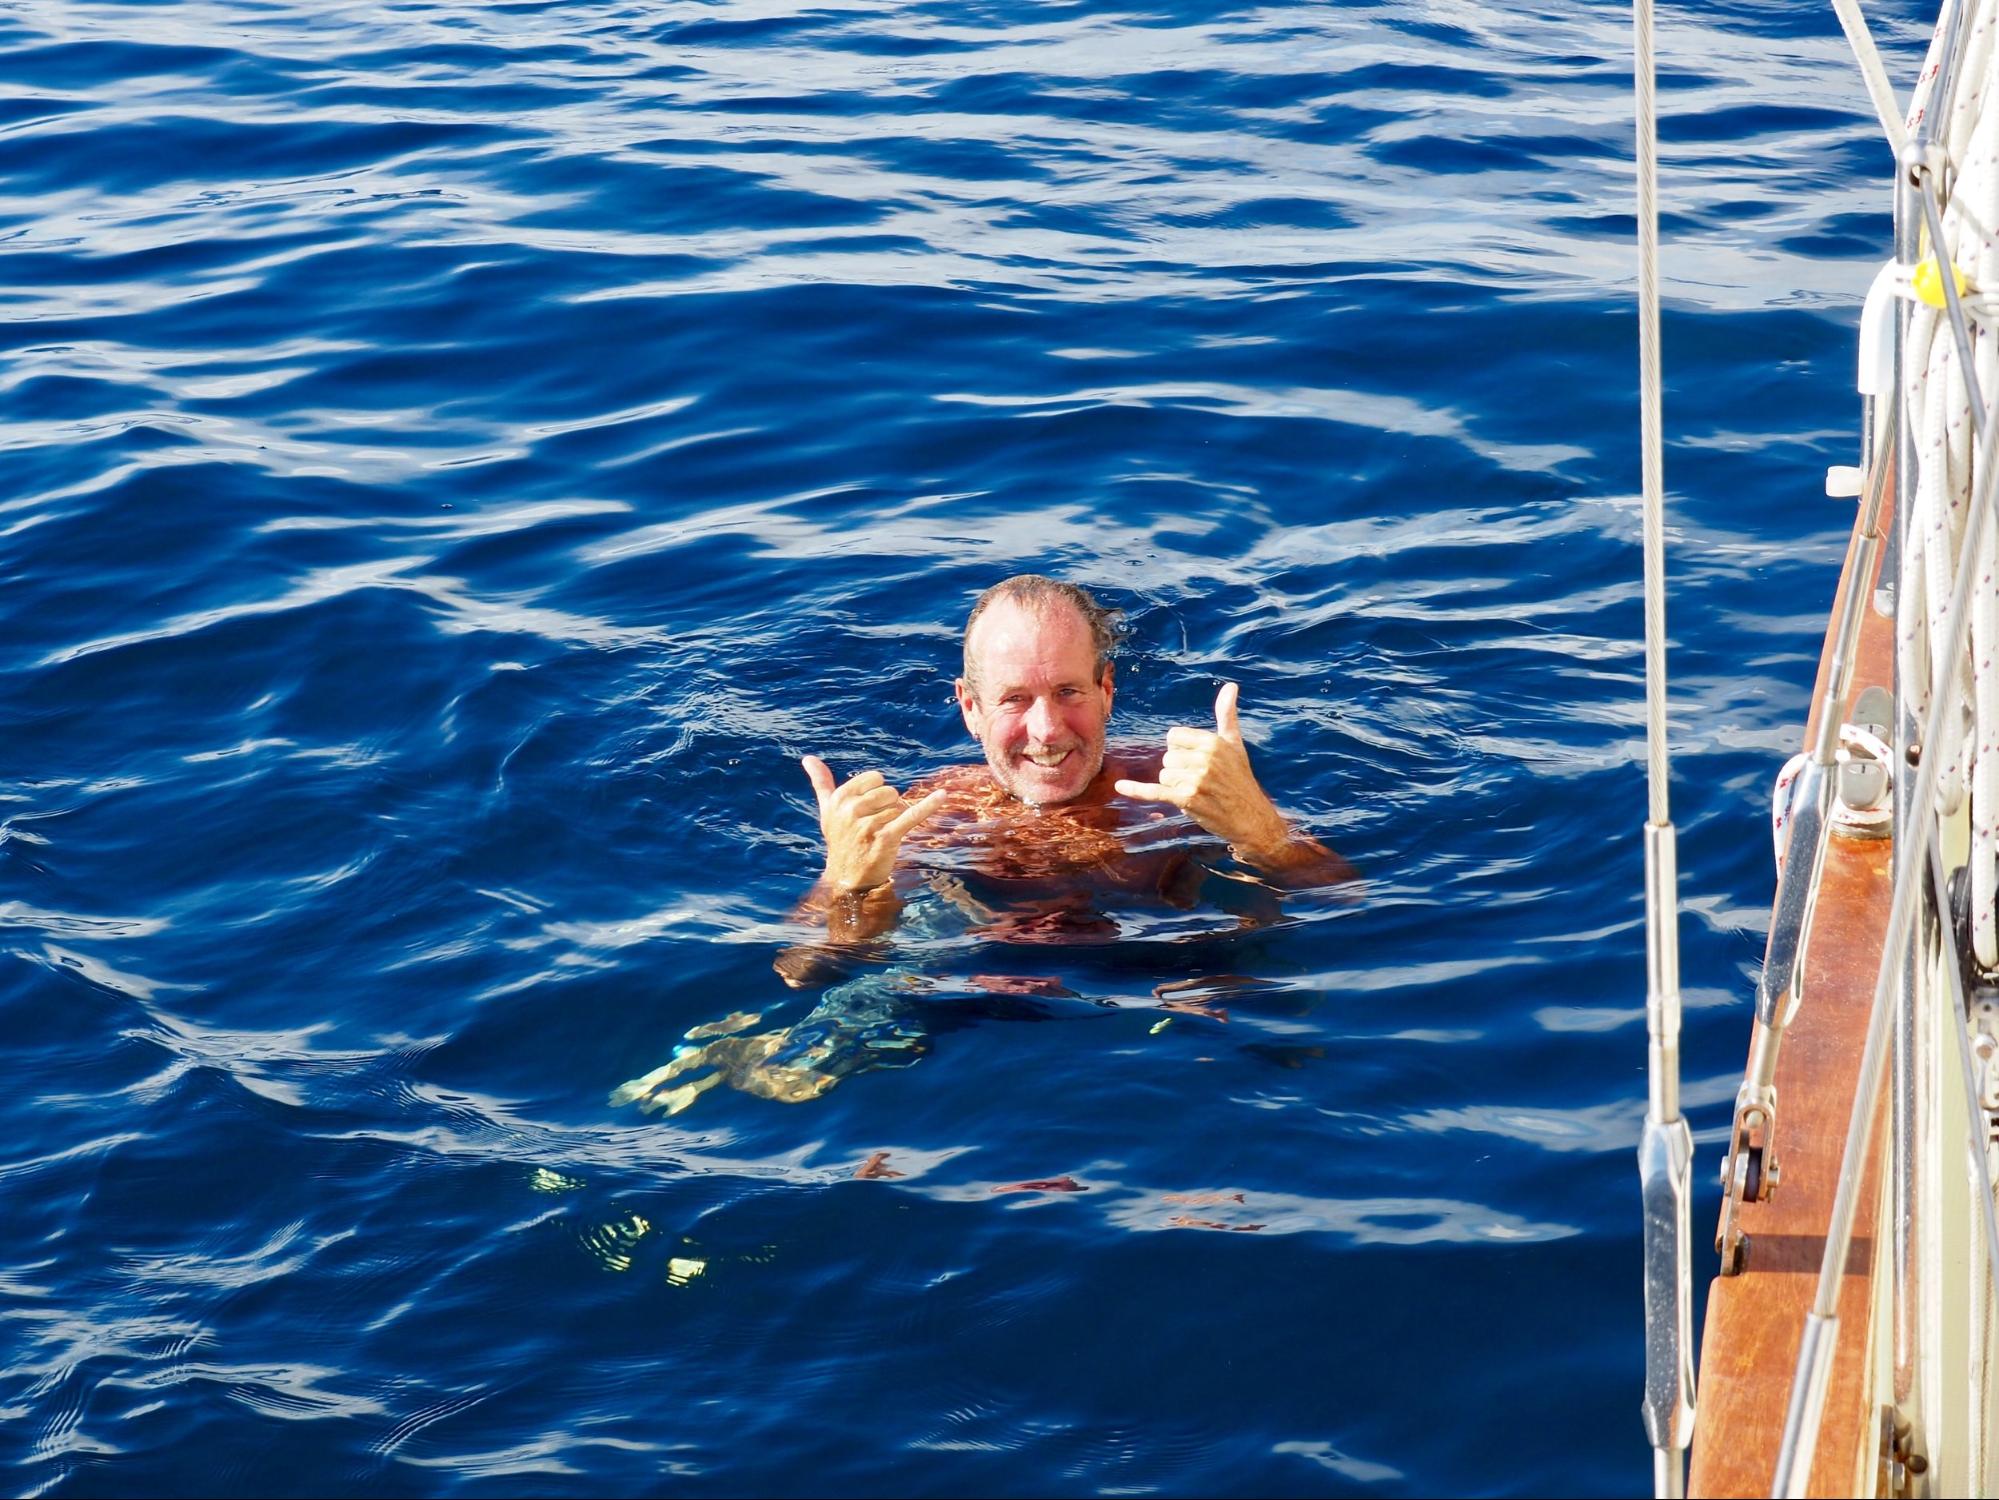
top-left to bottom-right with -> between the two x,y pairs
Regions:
900,752 -> 1254,944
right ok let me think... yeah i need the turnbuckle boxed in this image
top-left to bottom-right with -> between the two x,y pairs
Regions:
1716,754 -> 1830,1275
1715,698 -> 1894,1275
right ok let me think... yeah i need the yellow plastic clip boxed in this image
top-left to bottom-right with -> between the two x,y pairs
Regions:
1914,255 -> 1972,309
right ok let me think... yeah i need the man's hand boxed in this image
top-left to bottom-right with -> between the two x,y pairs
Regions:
1112,683 -> 1291,861
802,756 -> 947,893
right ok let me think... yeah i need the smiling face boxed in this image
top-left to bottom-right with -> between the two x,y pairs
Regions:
955,596 -> 1114,805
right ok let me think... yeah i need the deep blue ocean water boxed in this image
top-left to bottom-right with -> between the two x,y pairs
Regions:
0,0 -> 1941,1493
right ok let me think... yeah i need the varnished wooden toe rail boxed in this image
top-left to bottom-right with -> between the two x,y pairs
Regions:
1689,474 -> 1896,1499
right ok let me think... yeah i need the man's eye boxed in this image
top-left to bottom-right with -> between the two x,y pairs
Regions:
1002,695 -> 1026,707
1059,687 -> 1081,699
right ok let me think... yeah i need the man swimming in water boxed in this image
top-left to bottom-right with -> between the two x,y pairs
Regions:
790,573 -> 1354,958
610,575 -> 1353,1115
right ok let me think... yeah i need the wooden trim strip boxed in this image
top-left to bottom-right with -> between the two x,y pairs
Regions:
1688,468 -> 1895,1498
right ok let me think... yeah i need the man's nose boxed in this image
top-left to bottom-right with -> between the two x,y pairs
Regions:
1024,696 -> 1059,741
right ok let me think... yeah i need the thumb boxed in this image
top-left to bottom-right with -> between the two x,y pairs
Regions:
800,754 -> 835,805
1214,681 -> 1241,742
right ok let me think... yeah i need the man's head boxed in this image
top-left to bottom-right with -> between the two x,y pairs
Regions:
955,575 -> 1120,805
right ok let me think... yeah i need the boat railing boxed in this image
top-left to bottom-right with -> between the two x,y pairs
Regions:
1639,0 -> 1999,1493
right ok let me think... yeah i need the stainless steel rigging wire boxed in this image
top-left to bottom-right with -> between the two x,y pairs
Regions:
1633,0 -> 1694,1493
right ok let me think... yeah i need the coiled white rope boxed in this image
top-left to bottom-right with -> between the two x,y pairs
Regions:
1899,0 -> 1999,970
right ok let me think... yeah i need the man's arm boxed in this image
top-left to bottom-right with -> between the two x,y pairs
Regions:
774,757 -> 945,987
1112,682 -> 1358,891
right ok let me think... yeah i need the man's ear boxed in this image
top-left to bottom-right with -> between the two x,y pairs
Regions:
1099,662 -> 1115,716
955,677 -> 983,738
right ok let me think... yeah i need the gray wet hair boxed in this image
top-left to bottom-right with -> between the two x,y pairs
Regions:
961,574 -> 1123,695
